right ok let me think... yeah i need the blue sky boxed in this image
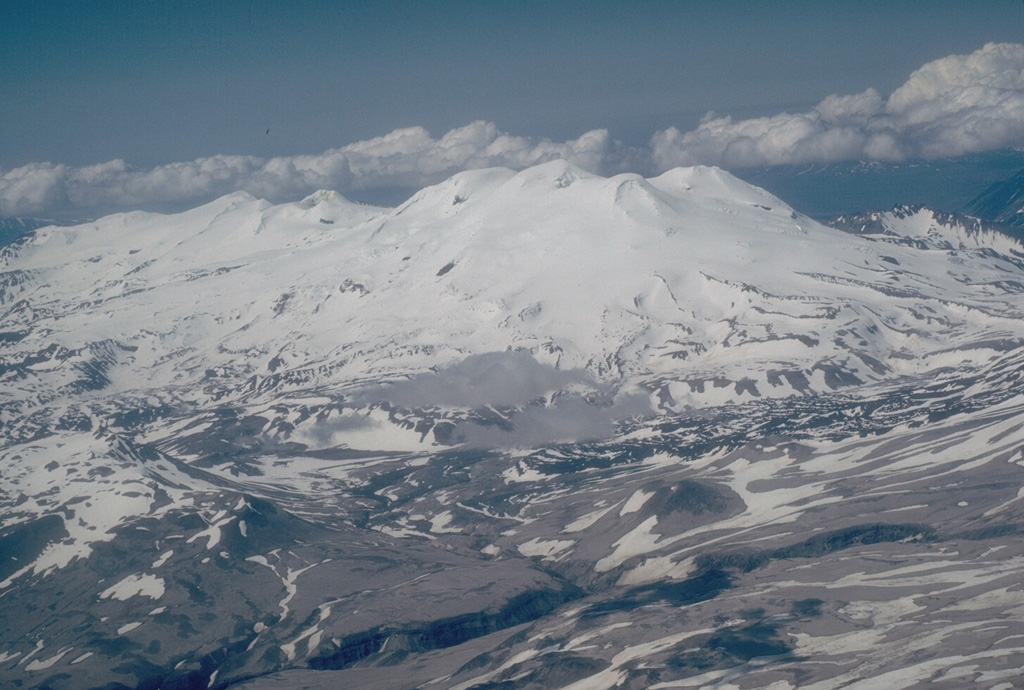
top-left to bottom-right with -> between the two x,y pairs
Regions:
3,1 -> 1024,216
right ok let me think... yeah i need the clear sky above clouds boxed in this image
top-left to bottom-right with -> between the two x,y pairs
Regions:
3,0 -> 1024,217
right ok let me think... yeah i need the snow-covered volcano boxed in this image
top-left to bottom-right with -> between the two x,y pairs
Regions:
4,160 -> 1022,417
3,163 -> 1024,690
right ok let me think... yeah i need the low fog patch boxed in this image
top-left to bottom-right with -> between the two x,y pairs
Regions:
304,411 -> 377,446
451,391 -> 652,448
367,351 -> 590,408
349,351 -> 653,448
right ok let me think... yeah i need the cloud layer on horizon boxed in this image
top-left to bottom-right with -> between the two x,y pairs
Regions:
3,43 -> 1024,218
651,42 -> 1024,169
0,124 -> 629,217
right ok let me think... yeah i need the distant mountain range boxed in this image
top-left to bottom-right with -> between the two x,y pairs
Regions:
737,149 -> 1024,220
0,217 -> 93,248
0,218 -> 60,247
964,167 -> 1024,228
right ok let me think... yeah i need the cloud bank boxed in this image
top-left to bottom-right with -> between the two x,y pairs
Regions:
0,123 -> 628,217
651,42 -> 1024,169
3,43 -> 1024,218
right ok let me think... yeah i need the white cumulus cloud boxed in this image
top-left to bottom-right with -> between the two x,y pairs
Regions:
3,43 -> 1024,218
0,162 -> 70,217
651,42 -> 1024,170
0,122 -> 626,217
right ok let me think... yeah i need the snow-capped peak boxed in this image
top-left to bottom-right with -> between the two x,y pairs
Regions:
3,161 -> 1023,422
